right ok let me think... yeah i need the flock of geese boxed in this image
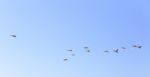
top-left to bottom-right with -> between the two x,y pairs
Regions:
63,47 -> 91,61
63,44 -> 142,61
9,34 -> 143,62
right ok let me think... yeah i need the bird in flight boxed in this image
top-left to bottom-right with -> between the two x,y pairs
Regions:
70,53 -> 76,56
104,50 -> 109,52
132,45 -> 142,48
67,50 -> 73,52
138,46 -> 142,48
133,45 -> 137,47
121,47 -> 126,49
113,49 -> 119,53
84,47 -> 88,49
86,50 -> 90,53
10,35 -> 16,37
63,58 -> 68,61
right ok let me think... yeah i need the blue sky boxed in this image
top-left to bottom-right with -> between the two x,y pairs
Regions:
0,0 -> 150,77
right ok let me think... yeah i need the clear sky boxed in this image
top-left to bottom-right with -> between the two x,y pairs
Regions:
0,0 -> 150,77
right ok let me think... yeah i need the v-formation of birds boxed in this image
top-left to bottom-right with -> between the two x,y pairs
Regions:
8,35 -> 142,62
63,45 -> 142,61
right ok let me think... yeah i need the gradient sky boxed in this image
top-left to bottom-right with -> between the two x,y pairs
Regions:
0,0 -> 150,77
